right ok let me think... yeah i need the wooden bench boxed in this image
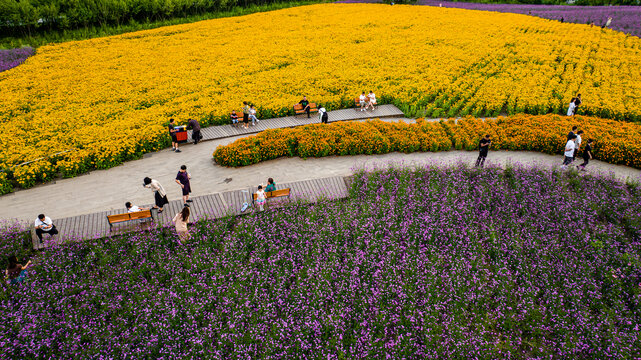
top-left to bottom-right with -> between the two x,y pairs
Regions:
231,111 -> 241,127
252,188 -> 291,206
293,103 -> 318,117
107,209 -> 153,230
355,97 -> 364,109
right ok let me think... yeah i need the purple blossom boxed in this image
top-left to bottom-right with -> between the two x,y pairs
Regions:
0,47 -> 35,73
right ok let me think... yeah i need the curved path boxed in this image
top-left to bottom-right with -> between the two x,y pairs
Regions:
1,121 -> 639,222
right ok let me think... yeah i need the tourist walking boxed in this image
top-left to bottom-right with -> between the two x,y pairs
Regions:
255,185 -> 267,211
168,118 -> 181,152
359,92 -> 367,111
143,177 -> 169,213
365,91 -> 377,111
567,98 -> 576,116
567,126 -> 577,140
574,130 -> 583,160
172,205 -> 190,244
242,102 -> 250,129
265,178 -> 276,192
475,134 -> 491,168
577,139 -> 594,171
34,214 -> 58,243
562,134 -> 577,167
249,105 -> 259,126
299,96 -> 312,118
5,255 -> 32,285
318,105 -> 328,124
187,118 -> 202,145
175,165 -> 192,204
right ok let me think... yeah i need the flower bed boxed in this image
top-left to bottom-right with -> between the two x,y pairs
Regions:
0,47 -> 35,73
1,3 -> 641,191
213,114 -> 641,169
213,120 -> 452,167
1,166 -> 639,357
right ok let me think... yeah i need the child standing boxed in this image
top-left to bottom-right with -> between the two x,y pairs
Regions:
256,185 -> 267,211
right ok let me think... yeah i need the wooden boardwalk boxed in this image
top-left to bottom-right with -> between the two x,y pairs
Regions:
188,104 -> 404,142
33,176 -> 352,249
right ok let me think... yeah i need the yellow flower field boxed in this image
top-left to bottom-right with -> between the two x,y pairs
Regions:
1,3 -> 641,192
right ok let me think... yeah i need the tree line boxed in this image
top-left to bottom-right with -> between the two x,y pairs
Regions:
0,0 -> 314,37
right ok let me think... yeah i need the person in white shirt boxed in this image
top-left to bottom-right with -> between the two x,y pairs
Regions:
562,134 -> 577,167
249,105 -> 259,126
573,130 -> 583,160
359,92 -> 367,111
143,177 -> 169,213
34,214 -> 58,243
318,105 -> 328,124
365,91 -> 377,111
125,202 -> 148,213
567,98 -> 576,116
255,185 -> 267,211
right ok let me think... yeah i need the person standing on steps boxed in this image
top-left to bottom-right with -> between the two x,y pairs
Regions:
175,165 -> 192,205
318,105 -> 328,124
242,101 -> 250,129
34,214 -> 58,244
475,134 -> 491,168
187,118 -> 202,145
143,177 -> 169,213
562,133 -> 577,167
168,118 -> 181,153
299,96 -> 311,118
172,205 -> 190,244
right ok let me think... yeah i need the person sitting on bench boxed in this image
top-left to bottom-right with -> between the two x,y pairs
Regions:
126,202 -> 149,213
34,214 -> 58,243
231,110 -> 239,127
299,96 -> 311,118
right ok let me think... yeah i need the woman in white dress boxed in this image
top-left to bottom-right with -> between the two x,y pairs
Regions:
365,91 -> 377,111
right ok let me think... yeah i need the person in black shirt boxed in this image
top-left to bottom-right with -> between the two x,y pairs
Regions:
475,134 -> 491,168
577,138 -> 593,171
299,96 -> 311,118
573,94 -> 582,115
169,118 -> 180,152
567,126 -> 578,140
187,118 -> 201,145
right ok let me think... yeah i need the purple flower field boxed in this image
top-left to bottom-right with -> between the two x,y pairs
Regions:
339,0 -> 641,37
0,47 -> 35,73
1,165 -> 640,358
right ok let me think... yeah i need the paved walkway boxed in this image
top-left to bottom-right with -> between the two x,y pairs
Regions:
187,104 -> 404,141
3,134 -> 640,224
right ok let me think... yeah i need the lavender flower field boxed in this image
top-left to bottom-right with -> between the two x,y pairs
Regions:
340,0 -> 641,38
2,165 -> 640,358
0,47 -> 35,73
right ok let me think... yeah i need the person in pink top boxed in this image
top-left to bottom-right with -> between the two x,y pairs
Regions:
172,205 -> 190,243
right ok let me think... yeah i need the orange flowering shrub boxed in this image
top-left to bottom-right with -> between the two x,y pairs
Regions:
213,120 -> 452,167
443,114 -> 641,168
215,115 -> 641,169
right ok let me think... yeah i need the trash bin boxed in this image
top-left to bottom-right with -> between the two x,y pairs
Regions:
174,125 -> 188,143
